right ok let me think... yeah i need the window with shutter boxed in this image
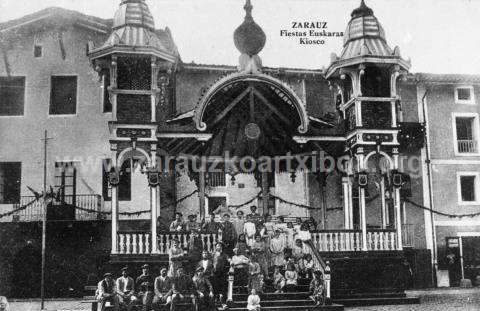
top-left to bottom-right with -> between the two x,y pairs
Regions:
0,162 -> 21,204
0,77 -> 25,116
49,76 -> 77,115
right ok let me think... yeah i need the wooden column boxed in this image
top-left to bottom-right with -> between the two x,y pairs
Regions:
380,176 -> 387,229
261,171 -> 269,215
150,145 -> 158,254
199,166 -> 206,221
110,55 -> 118,122
393,149 -> 403,250
347,176 -> 354,229
110,144 -> 118,254
357,149 -> 368,251
150,56 -> 159,123
342,175 -> 350,229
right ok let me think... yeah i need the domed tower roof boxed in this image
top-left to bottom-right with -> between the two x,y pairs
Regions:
341,0 -> 391,59
88,0 -> 177,62
325,0 -> 410,78
234,0 -> 266,56
113,0 -> 155,31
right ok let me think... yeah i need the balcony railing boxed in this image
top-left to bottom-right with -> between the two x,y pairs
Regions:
402,223 -> 415,248
311,229 -> 399,252
457,139 -> 477,153
116,230 -> 223,255
13,194 -> 103,222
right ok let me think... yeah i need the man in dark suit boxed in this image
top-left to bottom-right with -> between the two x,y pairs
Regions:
97,272 -> 119,311
221,213 -> 237,256
212,242 -> 229,304
197,251 -> 214,280
152,267 -> 173,311
171,267 -> 195,311
136,264 -> 155,311
192,267 -> 214,311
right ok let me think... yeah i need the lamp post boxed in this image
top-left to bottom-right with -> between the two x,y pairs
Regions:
40,130 -> 52,310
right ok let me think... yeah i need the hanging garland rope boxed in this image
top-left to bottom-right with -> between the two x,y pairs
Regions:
0,197 -> 41,219
271,191 -> 480,219
0,190 -> 200,219
205,191 -> 262,210
404,198 -> 480,218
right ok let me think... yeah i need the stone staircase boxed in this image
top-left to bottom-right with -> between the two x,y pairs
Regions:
227,278 -> 344,311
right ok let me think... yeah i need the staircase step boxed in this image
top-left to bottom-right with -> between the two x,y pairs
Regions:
333,292 -> 406,299
233,292 -> 310,301
334,296 -> 420,307
231,299 -> 316,307
234,285 -> 310,293
227,304 -> 344,311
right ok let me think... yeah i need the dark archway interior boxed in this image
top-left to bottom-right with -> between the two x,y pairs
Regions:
197,80 -> 304,157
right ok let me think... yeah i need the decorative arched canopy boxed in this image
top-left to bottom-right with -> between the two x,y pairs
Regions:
194,73 -> 309,133
189,73 -> 310,158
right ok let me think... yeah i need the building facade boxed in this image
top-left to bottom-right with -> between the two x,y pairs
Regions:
418,74 -> 480,286
0,0 -> 475,297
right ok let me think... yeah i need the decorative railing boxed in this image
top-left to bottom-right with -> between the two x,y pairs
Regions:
303,239 -> 331,304
311,230 -> 362,252
457,139 -> 477,153
13,196 -> 43,222
12,194 -> 103,222
366,229 -> 398,251
311,229 -> 399,252
402,223 -> 415,248
116,230 -> 223,255
118,231 -> 152,255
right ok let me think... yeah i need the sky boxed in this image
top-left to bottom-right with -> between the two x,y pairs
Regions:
1,0 -> 479,74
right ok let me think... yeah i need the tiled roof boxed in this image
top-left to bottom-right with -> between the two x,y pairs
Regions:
340,2 -> 393,60
90,0 -> 178,60
0,7 -> 112,34
415,73 -> 480,84
181,62 -> 324,75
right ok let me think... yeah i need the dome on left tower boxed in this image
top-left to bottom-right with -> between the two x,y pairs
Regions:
88,0 -> 178,62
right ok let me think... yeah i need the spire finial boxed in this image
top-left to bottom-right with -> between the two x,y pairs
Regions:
351,0 -> 373,18
244,0 -> 253,19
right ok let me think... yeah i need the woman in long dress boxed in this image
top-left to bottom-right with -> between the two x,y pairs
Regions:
251,234 -> 269,279
248,255 -> 263,293
168,238 -> 184,278
269,229 -> 285,268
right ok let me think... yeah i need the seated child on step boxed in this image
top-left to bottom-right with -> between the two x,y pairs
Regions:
284,262 -> 298,292
309,270 -> 325,306
272,266 -> 286,293
247,289 -> 261,311
303,254 -> 314,279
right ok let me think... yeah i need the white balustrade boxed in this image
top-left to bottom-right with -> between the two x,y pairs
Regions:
117,232 -> 151,255
116,231 -> 223,255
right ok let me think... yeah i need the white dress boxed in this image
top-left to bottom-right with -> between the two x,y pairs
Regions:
247,294 -> 261,311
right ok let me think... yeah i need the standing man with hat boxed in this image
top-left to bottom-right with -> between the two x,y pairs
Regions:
221,213 -> 237,256
116,267 -> 136,311
136,264 -> 155,311
170,212 -> 185,232
212,242 -> 229,304
97,272 -> 119,311
186,214 -> 200,232
192,267 -> 214,311
152,267 -> 173,311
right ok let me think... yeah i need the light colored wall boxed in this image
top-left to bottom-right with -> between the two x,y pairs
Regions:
425,83 -> 480,241
0,26 -> 114,219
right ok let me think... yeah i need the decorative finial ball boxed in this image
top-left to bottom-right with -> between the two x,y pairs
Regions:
234,18 -> 266,56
